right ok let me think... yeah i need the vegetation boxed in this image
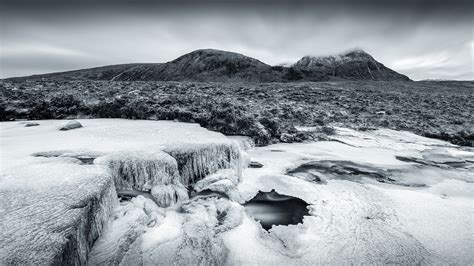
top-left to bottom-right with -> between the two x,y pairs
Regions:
1,79 -> 472,146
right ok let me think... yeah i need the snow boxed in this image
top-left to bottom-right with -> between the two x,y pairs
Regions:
0,119 -> 244,264
1,120 -> 472,264
0,119 -> 236,170
226,127 -> 473,264
0,162 -> 117,265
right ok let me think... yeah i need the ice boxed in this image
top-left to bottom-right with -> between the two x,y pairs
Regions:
0,162 -> 117,265
193,169 -> 241,201
0,119 -> 239,170
227,127 -> 473,264
2,120 -> 472,264
95,150 -> 179,190
94,143 -> 242,207
104,197 -> 244,265
150,183 -> 189,207
87,196 -> 164,265
0,119 -> 244,263
161,142 -> 242,185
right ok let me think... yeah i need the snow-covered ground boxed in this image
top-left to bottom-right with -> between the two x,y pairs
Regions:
0,119 -> 240,264
231,128 -> 473,264
1,120 -> 473,264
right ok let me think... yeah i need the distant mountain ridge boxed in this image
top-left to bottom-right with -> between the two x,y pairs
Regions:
6,49 -> 411,82
294,49 -> 409,81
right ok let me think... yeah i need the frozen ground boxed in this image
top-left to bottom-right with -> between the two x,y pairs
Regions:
0,119 -> 240,264
232,128 -> 473,264
1,119 -> 473,264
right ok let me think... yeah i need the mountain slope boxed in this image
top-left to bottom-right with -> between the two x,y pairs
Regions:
5,49 -> 410,82
113,49 -> 280,82
294,50 -> 410,81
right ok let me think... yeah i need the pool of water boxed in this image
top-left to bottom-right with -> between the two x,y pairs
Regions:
244,190 -> 309,230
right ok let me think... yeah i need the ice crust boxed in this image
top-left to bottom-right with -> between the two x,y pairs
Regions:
90,128 -> 472,264
95,149 -> 189,207
0,119 -> 243,264
161,142 -> 242,185
0,162 -> 117,265
94,142 -> 242,207
88,196 -> 244,265
2,120 -> 473,264
230,128 -> 473,264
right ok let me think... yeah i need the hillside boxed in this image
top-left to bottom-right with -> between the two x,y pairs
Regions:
6,49 -> 410,82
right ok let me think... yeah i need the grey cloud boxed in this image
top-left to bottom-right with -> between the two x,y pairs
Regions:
1,1 -> 472,79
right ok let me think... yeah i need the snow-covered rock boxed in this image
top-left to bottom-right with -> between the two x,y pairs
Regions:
60,120 -> 83,130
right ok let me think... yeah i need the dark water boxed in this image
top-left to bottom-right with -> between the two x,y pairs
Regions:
244,190 -> 309,230
116,189 -> 155,202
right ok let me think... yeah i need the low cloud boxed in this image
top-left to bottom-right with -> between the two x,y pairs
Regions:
1,2 -> 472,80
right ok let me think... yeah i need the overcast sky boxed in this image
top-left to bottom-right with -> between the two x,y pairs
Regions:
1,0 -> 473,80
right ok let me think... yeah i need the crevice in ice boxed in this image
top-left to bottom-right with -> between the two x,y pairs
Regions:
244,190 -> 309,230
55,178 -> 118,265
395,152 -> 472,169
286,160 -> 427,187
32,150 -> 104,165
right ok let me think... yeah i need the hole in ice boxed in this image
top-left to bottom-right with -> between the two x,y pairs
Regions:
287,160 -> 426,187
244,189 -> 309,230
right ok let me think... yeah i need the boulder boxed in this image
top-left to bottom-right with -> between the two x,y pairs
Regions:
60,120 -> 82,131
25,122 -> 40,127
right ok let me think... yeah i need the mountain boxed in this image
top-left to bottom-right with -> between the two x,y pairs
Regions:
5,49 -> 410,82
294,49 -> 410,81
113,49 -> 279,82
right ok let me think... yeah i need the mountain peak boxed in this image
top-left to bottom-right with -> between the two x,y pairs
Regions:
294,49 -> 409,81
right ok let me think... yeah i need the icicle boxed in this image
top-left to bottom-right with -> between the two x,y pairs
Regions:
95,150 -> 180,191
161,142 -> 243,185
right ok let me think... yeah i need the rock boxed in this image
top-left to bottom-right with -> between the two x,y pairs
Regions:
59,120 -> 82,131
249,161 -> 264,168
25,122 -> 39,127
